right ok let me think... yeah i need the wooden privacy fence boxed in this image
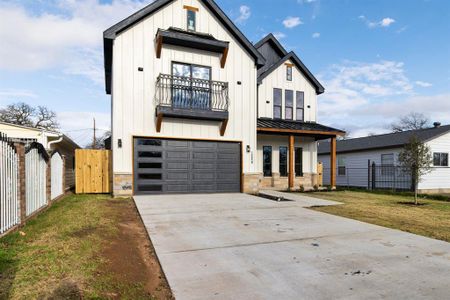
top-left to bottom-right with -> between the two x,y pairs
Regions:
0,133 -> 19,235
75,149 -> 112,194
317,162 -> 323,186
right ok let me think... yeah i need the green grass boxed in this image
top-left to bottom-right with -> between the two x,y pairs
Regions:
0,194 -> 153,300
307,190 -> 450,243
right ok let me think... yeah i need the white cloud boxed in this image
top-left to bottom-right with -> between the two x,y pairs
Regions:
273,32 -> 286,40
359,15 -> 396,28
312,32 -> 320,38
0,88 -> 38,100
0,0 -> 147,84
283,16 -> 303,28
235,5 -> 251,24
415,81 -> 432,88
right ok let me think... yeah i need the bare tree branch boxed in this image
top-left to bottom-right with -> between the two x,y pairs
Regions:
0,102 -> 59,131
34,106 -> 59,131
390,113 -> 431,133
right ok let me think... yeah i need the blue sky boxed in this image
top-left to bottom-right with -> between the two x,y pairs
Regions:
0,0 -> 449,145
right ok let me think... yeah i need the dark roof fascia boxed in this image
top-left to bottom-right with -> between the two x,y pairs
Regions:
254,33 -> 288,57
157,28 -> 229,53
257,51 -> 325,94
103,0 -> 266,94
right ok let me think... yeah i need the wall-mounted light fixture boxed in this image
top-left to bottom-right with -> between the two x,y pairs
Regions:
246,145 -> 251,153
138,67 -> 144,71
118,139 -> 122,148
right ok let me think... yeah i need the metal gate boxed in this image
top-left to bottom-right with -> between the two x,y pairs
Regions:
134,138 -> 241,194
51,152 -> 64,199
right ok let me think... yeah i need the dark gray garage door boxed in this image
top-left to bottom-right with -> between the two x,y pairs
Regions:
134,138 -> 241,194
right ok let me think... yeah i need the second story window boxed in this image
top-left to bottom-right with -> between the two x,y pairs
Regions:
187,9 -> 196,31
273,88 -> 282,119
296,91 -> 304,121
286,65 -> 293,81
285,90 -> 293,120
433,152 -> 448,167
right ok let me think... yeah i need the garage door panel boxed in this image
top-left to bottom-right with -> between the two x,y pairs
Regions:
134,138 -> 241,194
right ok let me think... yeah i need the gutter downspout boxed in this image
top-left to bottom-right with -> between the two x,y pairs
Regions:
48,134 -> 63,149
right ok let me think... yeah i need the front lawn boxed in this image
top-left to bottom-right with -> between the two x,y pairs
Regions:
307,190 -> 450,243
0,194 -> 172,299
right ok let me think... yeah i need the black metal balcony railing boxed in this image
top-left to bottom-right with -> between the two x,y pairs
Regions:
156,74 -> 229,112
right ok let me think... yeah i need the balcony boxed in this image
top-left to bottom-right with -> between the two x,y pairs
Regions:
155,74 -> 230,134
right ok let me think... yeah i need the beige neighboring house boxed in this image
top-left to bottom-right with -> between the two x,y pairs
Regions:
103,0 -> 344,196
0,121 -> 80,190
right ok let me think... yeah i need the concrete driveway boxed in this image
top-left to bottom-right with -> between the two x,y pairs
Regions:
134,193 -> 450,300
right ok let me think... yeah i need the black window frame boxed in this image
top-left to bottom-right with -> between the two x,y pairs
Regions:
285,90 -> 293,120
187,9 -> 196,31
279,146 -> 288,177
295,147 -> 303,177
296,91 -> 304,121
263,146 -> 272,177
286,65 -> 293,81
381,153 -> 395,176
273,88 -> 282,119
338,157 -> 346,176
433,152 -> 449,167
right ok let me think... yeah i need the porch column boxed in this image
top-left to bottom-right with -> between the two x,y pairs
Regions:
289,135 -> 294,190
330,136 -> 337,188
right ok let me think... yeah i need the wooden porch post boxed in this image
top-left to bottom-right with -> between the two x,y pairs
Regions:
330,137 -> 337,189
289,135 -> 294,190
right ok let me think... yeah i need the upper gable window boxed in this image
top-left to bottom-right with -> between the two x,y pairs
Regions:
184,6 -> 198,31
286,65 -> 293,81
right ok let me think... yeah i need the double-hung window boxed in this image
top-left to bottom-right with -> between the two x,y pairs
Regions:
433,152 -> 449,167
296,91 -> 304,121
285,90 -> 293,120
263,146 -> 272,177
338,157 -> 346,176
279,146 -> 288,177
273,88 -> 282,119
381,153 -> 394,176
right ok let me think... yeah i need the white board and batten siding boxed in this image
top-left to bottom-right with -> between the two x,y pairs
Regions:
25,148 -> 47,216
0,138 -> 20,234
258,59 -> 317,122
51,152 -> 64,200
257,135 -> 317,175
112,0 -> 258,175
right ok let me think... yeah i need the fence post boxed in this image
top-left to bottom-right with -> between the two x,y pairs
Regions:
367,160 -> 371,190
371,162 -> 376,190
14,143 -> 26,225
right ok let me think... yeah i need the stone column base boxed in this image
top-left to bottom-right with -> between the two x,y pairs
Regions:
243,173 -> 262,194
113,173 -> 133,197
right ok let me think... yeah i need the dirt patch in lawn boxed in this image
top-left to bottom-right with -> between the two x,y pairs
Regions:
100,199 -> 173,299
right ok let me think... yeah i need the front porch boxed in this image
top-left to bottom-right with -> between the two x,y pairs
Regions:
257,118 -> 345,191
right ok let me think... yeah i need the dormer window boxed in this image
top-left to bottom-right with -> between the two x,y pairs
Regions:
184,5 -> 198,31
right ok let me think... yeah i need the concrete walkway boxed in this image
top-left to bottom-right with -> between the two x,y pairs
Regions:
258,189 -> 342,206
134,193 -> 450,300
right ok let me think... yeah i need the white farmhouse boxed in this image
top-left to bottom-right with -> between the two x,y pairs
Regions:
318,123 -> 450,194
103,0 -> 344,196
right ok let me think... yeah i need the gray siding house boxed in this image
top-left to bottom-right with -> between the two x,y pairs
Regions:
318,124 -> 450,193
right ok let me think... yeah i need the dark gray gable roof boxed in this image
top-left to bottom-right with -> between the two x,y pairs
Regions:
257,51 -> 325,95
318,125 -> 450,155
254,34 -> 288,78
103,0 -> 266,94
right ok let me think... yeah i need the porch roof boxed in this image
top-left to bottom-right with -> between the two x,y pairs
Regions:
257,118 -> 345,140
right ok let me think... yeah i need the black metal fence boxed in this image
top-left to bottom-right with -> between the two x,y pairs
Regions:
323,163 -> 414,191
155,73 -> 229,112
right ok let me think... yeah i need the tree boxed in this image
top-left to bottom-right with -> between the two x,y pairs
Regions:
397,135 -> 433,205
390,112 -> 431,133
85,131 -> 111,149
0,102 -> 59,131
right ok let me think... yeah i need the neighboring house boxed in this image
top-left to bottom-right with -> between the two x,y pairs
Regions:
103,0 -> 344,196
0,121 -> 80,190
318,123 -> 450,193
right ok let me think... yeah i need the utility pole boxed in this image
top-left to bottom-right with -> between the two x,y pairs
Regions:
93,118 -> 96,149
